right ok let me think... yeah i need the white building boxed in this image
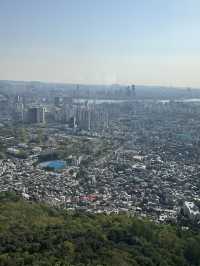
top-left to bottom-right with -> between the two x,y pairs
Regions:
183,201 -> 200,221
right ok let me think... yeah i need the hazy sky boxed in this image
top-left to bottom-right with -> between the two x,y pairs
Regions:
0,0 -> 200,87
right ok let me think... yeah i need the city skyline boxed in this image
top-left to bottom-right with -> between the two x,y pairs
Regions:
1,0 -> 200,87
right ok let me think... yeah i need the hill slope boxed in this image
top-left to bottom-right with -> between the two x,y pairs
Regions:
0,192 -> 199,266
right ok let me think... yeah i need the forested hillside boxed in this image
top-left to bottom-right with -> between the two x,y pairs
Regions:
0,192 -> 199,266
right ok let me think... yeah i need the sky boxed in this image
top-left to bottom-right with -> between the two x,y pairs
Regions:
0,0 -> 200,87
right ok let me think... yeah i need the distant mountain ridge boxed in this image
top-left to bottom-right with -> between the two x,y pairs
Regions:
0,79 -> 199,99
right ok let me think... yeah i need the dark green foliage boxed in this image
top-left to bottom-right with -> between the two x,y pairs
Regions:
0,194 -> 199,265
0,191 -> 20,202
15,150 -> 28,159
0,152 -> 6,159
38,152 -> 59,162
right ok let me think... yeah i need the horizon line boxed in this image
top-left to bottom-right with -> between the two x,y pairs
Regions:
0,79 -> 198,90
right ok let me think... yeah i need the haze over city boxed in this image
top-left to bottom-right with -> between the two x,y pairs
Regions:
2,1 -> 200,265
1,0 -> 200,87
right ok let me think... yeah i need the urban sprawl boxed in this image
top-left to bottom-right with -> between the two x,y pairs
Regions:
0,81 -> 200,226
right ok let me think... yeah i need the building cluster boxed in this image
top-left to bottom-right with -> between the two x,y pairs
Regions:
0,85 -> 200,224
53,99 -> 109,132
9,95 -> 110,132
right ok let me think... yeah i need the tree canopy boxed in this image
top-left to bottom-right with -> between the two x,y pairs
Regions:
0,192 -> 199,266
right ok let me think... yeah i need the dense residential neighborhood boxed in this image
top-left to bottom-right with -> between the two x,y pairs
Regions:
0,81 -> 200,225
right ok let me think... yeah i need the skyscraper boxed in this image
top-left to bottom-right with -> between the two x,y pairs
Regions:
27,107 -> 45,123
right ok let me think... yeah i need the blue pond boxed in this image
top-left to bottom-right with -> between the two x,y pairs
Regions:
39,160 -> 66,170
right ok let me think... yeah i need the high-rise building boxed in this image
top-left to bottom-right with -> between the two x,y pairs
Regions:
27,107 -> 45,123
76,105 -> 91,131
75,102 -> 109,132
63,97 -> 73,105
54,97 -> 63,107
131,84 -> 136,97
14,103 -> 24,122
